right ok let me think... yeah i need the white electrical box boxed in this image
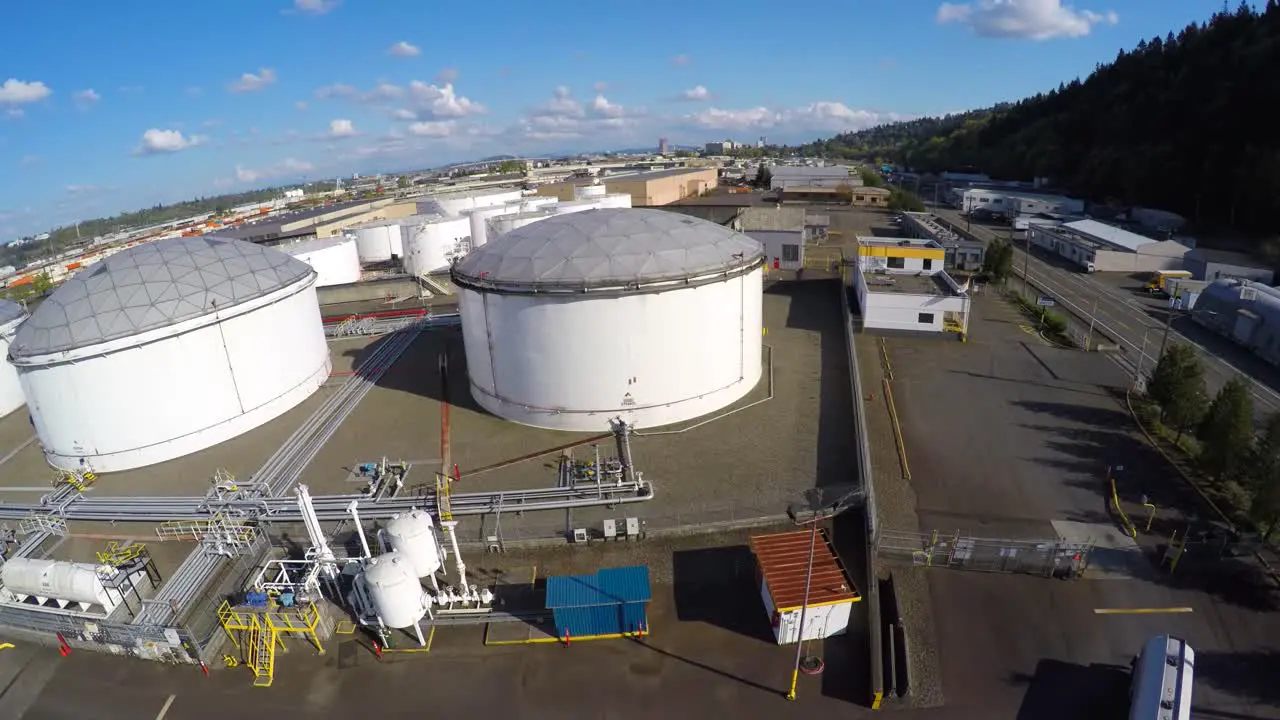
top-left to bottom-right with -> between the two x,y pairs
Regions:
625,517 -> 640,538
602,519 -> 618,540
572,528 -> 589,543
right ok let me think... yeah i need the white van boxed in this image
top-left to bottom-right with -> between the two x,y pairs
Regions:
1130,635 -> 1194,720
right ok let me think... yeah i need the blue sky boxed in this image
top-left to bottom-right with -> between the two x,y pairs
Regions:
0,0 -> 1235,238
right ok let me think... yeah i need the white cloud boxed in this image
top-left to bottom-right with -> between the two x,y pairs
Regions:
295,100 -> 309,111
671,54 -> 691,66
392,108 -> 418,120
6,108 -> 24,119
134,128 -> 207,155
593,81 -> 609,93
363,82 -> 404,103
0,79 -> 52,105
405,81 -> 486,119
936,0 -> 1118,40
515,88 -> 640,141
328,118 -> 357,137
236,157 -> 315,184
591,94 -> 624,118
72,89 -> 100,109
687,101 -> 909,134
408,121 -> 457,137
680,85 -> 710,102
436,68 -> 459,84
536,86 -> 584,118
315,83 -> 356,100
65,184 -> 97,195
388,41 -> 420,58
227,68 -> 277,93
293,0 -> 339,14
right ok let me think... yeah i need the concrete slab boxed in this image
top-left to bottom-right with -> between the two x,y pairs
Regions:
1052,519 -> 1147,580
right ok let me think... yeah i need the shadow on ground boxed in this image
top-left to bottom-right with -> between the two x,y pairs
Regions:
1194,649 -> 1280,717
342,328 -> 485,413
765,279 -> 860,499
672,545 -> 773,642
1010,658 -> 1130,720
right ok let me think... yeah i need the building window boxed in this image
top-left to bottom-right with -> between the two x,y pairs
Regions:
782,244 -> 800,262
923,258 -> 933,271
888,256 -> 905,269
918,313 -> 934,324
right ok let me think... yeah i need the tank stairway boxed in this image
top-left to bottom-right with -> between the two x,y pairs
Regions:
218,601 -> 325,689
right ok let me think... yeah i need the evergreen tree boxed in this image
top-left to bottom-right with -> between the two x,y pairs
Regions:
1197,377 -> 1255,479
1147,343 -> 1206,442
1249,412 -> 1280,542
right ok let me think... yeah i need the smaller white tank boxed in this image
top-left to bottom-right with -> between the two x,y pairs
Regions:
383,508 -> 442,578
403,216 -> 472,276
574,184 -> 607,200
519,197 -> 558,212
0,300 -> 29,416
1,558 -> 110,607
362,553 -> 427,629
487,210 -> 555,240
352,221 -> 405,263
283,237 -> 361,287
468,205 -> 518,249
597,193 -> 633,209
550,199 -> 604,215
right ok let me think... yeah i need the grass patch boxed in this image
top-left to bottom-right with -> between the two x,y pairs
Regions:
1004,289 -> 1076,347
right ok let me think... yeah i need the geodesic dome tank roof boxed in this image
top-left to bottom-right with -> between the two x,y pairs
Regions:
11,235 -> 314,358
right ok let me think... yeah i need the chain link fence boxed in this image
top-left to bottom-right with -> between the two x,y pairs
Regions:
878,528 -> 1092,578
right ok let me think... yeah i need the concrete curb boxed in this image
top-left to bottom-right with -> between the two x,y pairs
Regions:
1122,388 -> 1280,585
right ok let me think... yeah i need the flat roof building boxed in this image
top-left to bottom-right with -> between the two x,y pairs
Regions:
1029,219 -> 1191,273
769,165 -> 857,191
853,237 -> 971,337
535,168 -> 718,207
1184,248 -> 1275,285
900,212 -> 986,272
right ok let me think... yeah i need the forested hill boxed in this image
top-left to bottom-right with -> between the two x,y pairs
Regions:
791,110 -> 994,160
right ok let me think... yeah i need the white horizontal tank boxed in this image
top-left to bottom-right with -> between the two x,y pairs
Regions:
468,205 -> 518,248
574,184 -> 607,200
1,558 -> 110,606
486,210 -> 555,241
10,236 -> 331,472
383,509 -> 442,578
403,216 -> 472,276
351,220 -> 405,263
597,193 -> 633,209
284,236 -> 361,287
362,553 -> 427,629
452,209 -> 765,432
0,300 -> 29,417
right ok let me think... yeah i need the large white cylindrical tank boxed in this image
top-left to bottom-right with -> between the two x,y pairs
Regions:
550,199 -> 604,216
362,553 -> 427,629
0,301 -> 28,417
1,558 -> 110,606
574,184 -> 607,200
431,189 -> 523,217
598,193 -> 633,209
352,221 -> 405,263
451,209 -> 765,432
486,210 -> 555,241
9,236 -> 331,472
383,509 -> 442,578
403,216 -> 472,276
284,237 -> 361,287
519,197 -> 558,213
468,205 -> 518,249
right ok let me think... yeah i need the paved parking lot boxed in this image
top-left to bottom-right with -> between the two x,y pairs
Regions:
860,293 -> 1280,718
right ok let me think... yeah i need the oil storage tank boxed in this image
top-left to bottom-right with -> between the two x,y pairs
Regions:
486,210 -> 555,242
351,219 -> 405,263
9,236 -> 331,472
597,193 -> 633,209
0,300 -> 28,417
468,205 -> 518,249
430,188 -> 523,217
360,553 -> 428,629
284,236 -> 361,287
403,216 -> 472,276
383,509 -> 443,578
451,208 -> 765,431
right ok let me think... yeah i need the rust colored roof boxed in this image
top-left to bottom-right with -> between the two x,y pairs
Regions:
750,529 -> 861,611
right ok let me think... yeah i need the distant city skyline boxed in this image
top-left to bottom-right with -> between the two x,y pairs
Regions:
0,0 -> 1232,237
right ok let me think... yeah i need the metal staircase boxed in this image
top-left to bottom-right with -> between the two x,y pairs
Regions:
218,600 -> 326,689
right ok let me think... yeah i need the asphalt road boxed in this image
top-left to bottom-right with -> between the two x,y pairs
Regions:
931,206 -> 1280,422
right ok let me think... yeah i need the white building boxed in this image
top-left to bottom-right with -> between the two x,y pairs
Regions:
853,238 -> 972,336
750,529 -> 861,645
9,236 -> 330,472
769,165 -> 857,191
954,188 -> 1084,218
452,209 -> 764,432
1028,219 -> 1191,273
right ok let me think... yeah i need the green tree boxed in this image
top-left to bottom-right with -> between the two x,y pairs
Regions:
1197,377 -> 1255,479
30,272 -> 53,296
495,160 -> 525,173
1249,412 -> 1280,543
396,176 -> 410,189
859,168 -> 887,188
982,239 -> 1014,283
754,166 -> 771,189
887,188 -> 925,212
1146,343 -> 1206,442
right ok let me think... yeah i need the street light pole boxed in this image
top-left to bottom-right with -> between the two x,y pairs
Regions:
1021,229 -> 1031,297
1085,296 -> 1100,351
785,513 -> 820,702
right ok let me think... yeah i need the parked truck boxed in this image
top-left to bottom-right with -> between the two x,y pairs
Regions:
1144,269 -> 1193,295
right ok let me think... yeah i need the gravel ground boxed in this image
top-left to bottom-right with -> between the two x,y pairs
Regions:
854,333 -> 945,710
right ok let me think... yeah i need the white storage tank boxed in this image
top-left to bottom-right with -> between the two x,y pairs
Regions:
598,193 -> 633,209
403,216 -> 472,276
351,220 -> 405,263
574,184 -> 607,200
0,300 -> 28,417
519,197 -> 558,213
383,509 -> 443,578
1,558 -> 110,607
9,236 -> 331,472
284,237 -> 361,287
550,198 -> 604,216
486,210 -> 555,241
468,205 -> 518,249
362,553 -> 427,629
431,189 -> 523,217
451,209 -> 765,432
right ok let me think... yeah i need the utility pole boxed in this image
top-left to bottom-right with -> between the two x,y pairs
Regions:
1157,302 -> 1178,360
1085,296 -> 1100,351
1021,229 -> 1031,297
785,512 -> 820,702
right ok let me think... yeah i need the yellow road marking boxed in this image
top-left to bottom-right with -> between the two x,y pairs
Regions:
1094,607 -> 1194,615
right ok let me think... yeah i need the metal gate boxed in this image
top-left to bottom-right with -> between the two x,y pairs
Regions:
878,529 -> 1092,578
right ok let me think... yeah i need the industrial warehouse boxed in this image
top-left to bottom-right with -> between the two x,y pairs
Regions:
0,195 -> 862,693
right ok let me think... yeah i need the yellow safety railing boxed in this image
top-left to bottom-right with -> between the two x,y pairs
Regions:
217,600 -> 325,689
1110,478 -> 1137,538
96,541 -> 145,567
